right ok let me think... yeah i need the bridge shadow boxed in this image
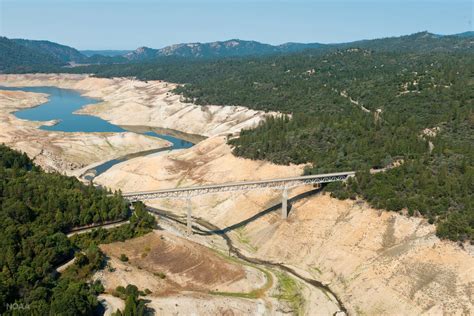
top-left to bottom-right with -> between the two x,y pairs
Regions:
209,185 -> 325,235
148,185 -> 325,237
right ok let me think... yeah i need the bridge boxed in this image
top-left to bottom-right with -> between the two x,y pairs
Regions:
122,171 -> 355,235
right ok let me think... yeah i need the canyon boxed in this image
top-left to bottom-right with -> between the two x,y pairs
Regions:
96,135 -> 474,315
1,73 -> 472,315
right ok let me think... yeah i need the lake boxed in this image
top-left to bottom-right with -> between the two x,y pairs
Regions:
0,85 -> 194,176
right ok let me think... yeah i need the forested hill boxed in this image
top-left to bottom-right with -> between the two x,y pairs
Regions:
335,31 -> 473,53
2,32 -> 473,241
1,31 -> 472,72
109,31 -> 474,60
80,49 -> 133,57
0,37 -> 64,72
68,44 -> 474,242
12,39 -> 87,63
0,37 -> 126,72
0,144 -> 155,314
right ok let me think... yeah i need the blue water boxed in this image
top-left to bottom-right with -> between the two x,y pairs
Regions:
1,85 -> 194,176
1,85 -> 194,149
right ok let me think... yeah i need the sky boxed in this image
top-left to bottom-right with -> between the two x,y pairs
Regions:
0,0 -> 472,50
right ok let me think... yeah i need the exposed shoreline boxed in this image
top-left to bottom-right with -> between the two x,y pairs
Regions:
2,73 -> 473,315
147,205 -> 344,314
94,135 -> 474,315
0,73 -> 273,175
0,73 -> 275,137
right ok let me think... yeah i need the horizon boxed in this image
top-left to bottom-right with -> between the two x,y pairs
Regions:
1,0 -> 472,50
4,30 -> 473,52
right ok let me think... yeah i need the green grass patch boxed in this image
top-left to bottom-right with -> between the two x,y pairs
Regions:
311,266 -> 323,275
104,138 -> 114,149
235,227 -> 258,253
273,271 -> 305,315
207,247 -> 273,299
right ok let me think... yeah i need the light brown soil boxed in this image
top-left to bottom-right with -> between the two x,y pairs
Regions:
95,135 -> 305,192
0,73 -> 274,137
242,194 -> 474,315
96,230 -> 284,315
99,294 -> 124,316
146,294 -> 268,316
99,230 -> 266,295
0,73 -> 274,174
97,136 -> 474,315
0,87 -> 170,173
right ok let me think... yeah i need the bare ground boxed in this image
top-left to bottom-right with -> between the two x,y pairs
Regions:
99,230 -> 267,294
95,229 -> 293,314
0,88 -> 170,173
0,73 -> 274,137
96,136 -> 474,315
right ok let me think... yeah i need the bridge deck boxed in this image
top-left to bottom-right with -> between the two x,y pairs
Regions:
122,171 -> 355,200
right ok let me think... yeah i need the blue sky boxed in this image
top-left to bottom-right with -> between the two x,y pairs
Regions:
0,0 -> 472,49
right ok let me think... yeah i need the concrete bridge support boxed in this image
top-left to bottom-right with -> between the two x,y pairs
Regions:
281,187 -> 288,219
186,198 -> 192,236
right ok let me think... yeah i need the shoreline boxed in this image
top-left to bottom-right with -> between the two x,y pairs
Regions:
0,73 -> 275,137
0,73 -> 272,175
0,84 -> 172,173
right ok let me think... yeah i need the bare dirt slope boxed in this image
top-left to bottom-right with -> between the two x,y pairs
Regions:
0,73 -> 274,137
102,292 -> 267,316
146,294 -> 267,316
243,194 -> 474,315
99,230 -> 266,294
0,89 -> 169,173
95,135 -> 305,192
97,136 -> 474,315
96,230 -> 274,315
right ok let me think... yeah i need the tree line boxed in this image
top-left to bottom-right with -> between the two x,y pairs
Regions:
0,144 -> 155,314
64,47 -> 473,242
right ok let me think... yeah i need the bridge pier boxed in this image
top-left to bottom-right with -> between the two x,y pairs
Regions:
281,187 -> 288,219
186,198 -> 192,236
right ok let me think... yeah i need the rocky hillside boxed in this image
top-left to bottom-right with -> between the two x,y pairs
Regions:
124,32 -> 473,60
1,31 -> 472,71
125,39 -> 325,60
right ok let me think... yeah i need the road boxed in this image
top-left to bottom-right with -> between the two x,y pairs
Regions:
56,220 -> 130,273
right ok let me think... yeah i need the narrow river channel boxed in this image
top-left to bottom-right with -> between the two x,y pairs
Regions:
147,205 -> 348,315
2,85 -> 347,314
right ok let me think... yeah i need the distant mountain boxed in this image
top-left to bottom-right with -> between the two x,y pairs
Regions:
13,39 -> 87,63
86,54 -> 128,64
451,31 -> 474,38
124,39 -> 326,60
335,31 -> 473,53
159,40 -> 277,58
1,31 -> 472,72
124,46 -> 161,60
123,32 -> 472,61
80,50 -> 132,57
0,37 -> 64,71
0,38 -> 130,72
277,42 -> 326,52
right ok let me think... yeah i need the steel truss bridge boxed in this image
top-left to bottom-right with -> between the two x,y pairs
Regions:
122,171 -> 355,235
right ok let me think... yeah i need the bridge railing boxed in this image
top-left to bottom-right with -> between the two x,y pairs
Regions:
122,171 -> 355,201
